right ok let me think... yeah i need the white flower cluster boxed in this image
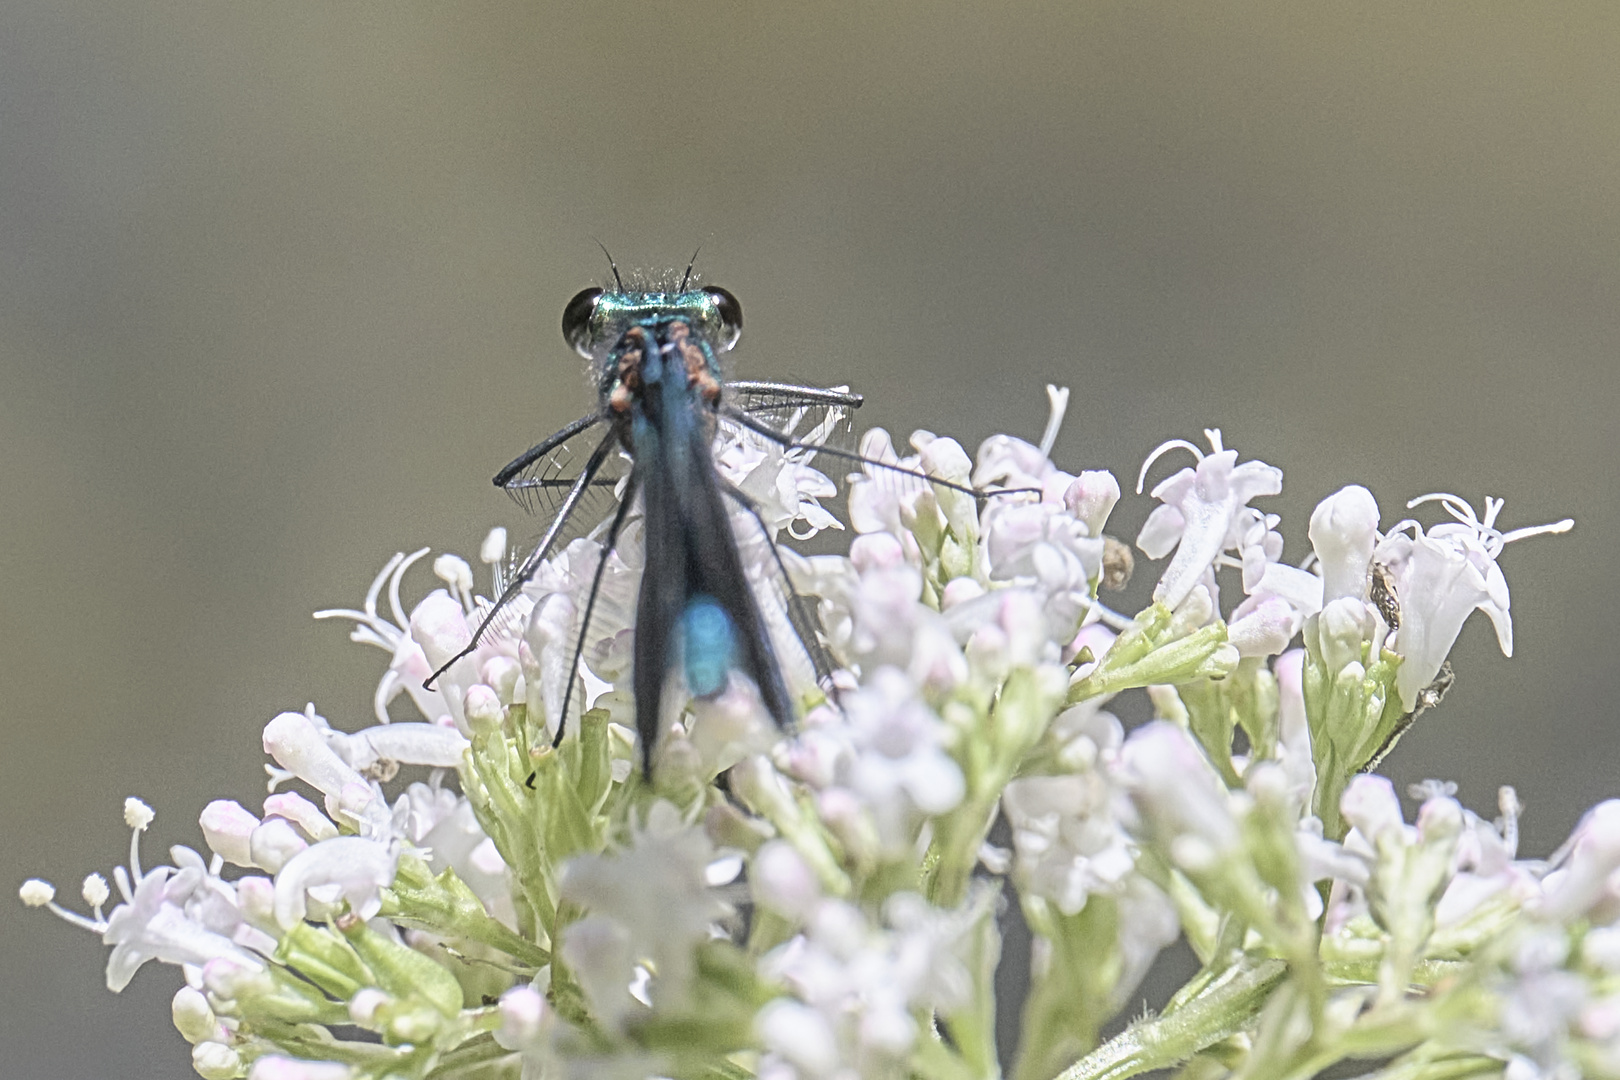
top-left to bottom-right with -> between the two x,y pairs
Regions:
23,386 -> 1590,1080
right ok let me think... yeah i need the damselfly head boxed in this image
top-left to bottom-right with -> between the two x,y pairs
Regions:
562,284 -> 743,360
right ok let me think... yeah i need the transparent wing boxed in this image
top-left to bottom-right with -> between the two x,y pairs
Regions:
496,414 -> 634,569
724,380 -> 862,461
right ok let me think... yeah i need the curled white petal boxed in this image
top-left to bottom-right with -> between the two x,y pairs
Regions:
272,836 -> 399,929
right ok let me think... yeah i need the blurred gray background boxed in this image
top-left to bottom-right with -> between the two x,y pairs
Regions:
3,3 -> 1617,1076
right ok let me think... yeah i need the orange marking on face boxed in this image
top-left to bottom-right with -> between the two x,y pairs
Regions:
609,328 -> 647,417
669,322 -> 722,406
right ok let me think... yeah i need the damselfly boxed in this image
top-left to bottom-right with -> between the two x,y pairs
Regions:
428,261 -> 1012,772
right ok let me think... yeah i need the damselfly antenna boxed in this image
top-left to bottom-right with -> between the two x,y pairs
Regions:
592,239 -> 624,291
678,245 -> 703,291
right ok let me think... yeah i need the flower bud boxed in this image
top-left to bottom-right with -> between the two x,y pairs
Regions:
171,985 -> 218,1044
1309,486 -> 1380,604
200,800 -> 261,867
262,792 -> 338,842
191,1042 -> 243,1080
347,987 -> 390,1029
1316,597 -> 1374,676
248,1057 -> 354,1080
1065,470 -> 1121,537
850,531 -> 906,573
463,683 -> 504,736
496,985 -> 550,1049
249,818 -> 308,874
752,840 -> 822,920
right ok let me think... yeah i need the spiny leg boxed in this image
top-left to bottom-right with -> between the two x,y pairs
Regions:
551,473 -> 640,748
720,482 -> 838,687
425,430 -> 617,690
721,405 -> 1037,500
493,412 -> 604,489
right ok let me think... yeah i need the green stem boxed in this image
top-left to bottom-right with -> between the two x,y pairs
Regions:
1055,958 -> 1287,1080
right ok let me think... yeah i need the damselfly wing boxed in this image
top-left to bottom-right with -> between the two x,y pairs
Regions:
428,269 -> 1013,772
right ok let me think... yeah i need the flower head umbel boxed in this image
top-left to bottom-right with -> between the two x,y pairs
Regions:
23,391 -> 1582,1080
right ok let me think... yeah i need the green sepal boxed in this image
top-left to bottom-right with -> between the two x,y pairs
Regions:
1068,611 -> 1231,704
338,913 -> 466,1019
275,920 -> 374,1000
381,853 -> 549,969
227,967 -> 351,1028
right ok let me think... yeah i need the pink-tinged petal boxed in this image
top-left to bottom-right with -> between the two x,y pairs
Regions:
1136,504 -> 1186,560
1227,597 -> 1300,658
262,792 -> 338,843
752,841 -> 823,920
408,590 -> 473,669
1065,471 -> 1121,537
850,531 -> 907,573
263,712 -> 369,804
496,985 -> 550,1050
387,636 -> 448,724
198,801 -> 260,868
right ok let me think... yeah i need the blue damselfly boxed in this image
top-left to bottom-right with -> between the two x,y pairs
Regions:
428,261 -> 1012,772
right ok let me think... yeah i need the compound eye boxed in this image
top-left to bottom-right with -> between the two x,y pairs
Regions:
703,286 -> 742,351
562,287 -> 604,358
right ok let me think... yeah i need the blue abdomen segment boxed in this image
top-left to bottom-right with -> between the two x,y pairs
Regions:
681,595 -> 736,699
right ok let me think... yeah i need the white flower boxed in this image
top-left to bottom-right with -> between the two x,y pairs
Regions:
1436,787 -> 1537,926
1376,494 -> 1570,711
271,836 -> 399,928
1002,707 -> 1135,916
1135,429 -> 1284,611
783,667 -> 964,854
103,866 -> 266,991
557,801 -> 728,1028
1537,800 -> 1620,923
758,887 -> 996,1079
751,840 -> 824,921
262,708 -> 390,837
314,547 -> 449,726
716,417 -> 841,540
